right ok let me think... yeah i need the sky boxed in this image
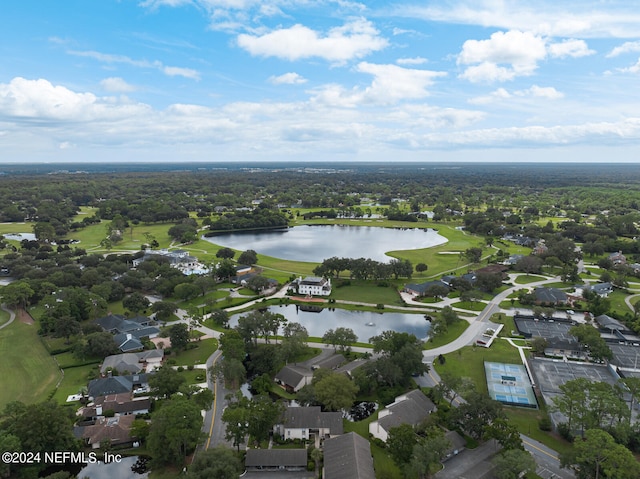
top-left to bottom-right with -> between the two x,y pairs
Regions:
1,0 -> 640,164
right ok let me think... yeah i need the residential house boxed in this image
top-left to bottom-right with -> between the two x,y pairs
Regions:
133,248 -> 210,275
502,254 -> 525,266
609,251 -> 627,266
95,314 -> 160,353
79,392 -> 151,420
244,449 -> 308,472
369,389 -> 437,442
88,373 -> 151,399
534,287 -> 567,305
590,282 -> 614,297
275,365 -> 313,393
404,280 -> 449,297
323,432 -> 375,479
296,276 -> 332,296
274,406 -> 343,441
100,350 -> 164,375
81,415 -> 136,449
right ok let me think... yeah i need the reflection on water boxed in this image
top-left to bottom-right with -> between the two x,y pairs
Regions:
77,455 -> 149,479
229,304 -> 430,341
204,224 -> 446,263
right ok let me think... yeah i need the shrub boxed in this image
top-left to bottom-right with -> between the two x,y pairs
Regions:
538,416 -> 552,431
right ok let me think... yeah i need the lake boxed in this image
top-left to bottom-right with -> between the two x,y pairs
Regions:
229,304 -> 431,341
203,224 -> 446,263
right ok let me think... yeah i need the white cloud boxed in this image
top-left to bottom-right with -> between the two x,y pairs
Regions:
458,30 -> 547,82
397,57 -> 428,66
100,77 -> 136,93
0,77 -> 150,121
269,72 -> 307,85
59,141 -> 75,149
519,85 -> 564,99
68,50 -> 200,80
310,63 -> 446,106
162,66 -> 201,80
469,85 -> 563,104
392,1 -> 640,38
620,59 -> 640,74
548,39 -> 595,58
607,41 -> 640,57
236,19 -> 388,62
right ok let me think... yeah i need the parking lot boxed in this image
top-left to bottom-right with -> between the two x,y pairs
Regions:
608,343 -> 640,369
529,357 -> 619,394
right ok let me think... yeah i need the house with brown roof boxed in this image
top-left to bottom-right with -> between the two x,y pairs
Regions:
81,415 -> 136,449
79,392 -> 151,420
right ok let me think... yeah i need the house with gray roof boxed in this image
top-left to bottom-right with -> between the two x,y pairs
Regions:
245,449 -> 307,472
88,373 -> 151,399
100,350 -> 164,375
275,365 -> 313,393
369,389 -> 436,442
534,287 -> 567,305
95,313 -> 160,353
404,280 -> 449,297
274,406 -> 343,441
323,432 -> 375,479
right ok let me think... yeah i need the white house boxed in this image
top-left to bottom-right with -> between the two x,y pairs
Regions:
297,276 -> 332,296
274,406 -> 342,441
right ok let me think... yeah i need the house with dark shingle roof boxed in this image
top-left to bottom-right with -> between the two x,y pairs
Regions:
274,406 -> 343,441
245,449 -> 307,472
404,280 -> 449,297
369,389 -> 436,442
323,432 -> 375,479
274,365 -> 313,393
88,373 -> 151,399
534,287 -> 567,305
95,313 -> 160,353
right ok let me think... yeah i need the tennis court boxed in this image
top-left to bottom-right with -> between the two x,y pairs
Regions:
484,362 -> 537,408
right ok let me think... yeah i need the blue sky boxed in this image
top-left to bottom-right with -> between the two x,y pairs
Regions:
1,0 -> 640,164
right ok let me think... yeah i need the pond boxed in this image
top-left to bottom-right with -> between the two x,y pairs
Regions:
229,304 -> 431,342
204,224 -> 446,263
77,455 -> 149,479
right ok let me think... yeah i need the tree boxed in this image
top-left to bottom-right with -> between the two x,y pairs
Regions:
215,247 -> 236,259
451,391 -> 504,440
0,401 -> 78,457
169,322 -> 190,351
387,423 -> 418,466
435,371 -> 472,406
464,247 -> 483,263
0,281 -> 34,309
570,324 -> 613,362
53,316 -> 81,344
280,322 -> 309,363
238,249 -> 258,265
209,308 -> 229,327
552,377 -> 590,435
515,255 -> 543,275
561,428 -> 640,479
221,396 -> 249,451
322,327 -> 357,353
406,428 -> 451,479
493,449 -> 537,479
122,292 -> 150,313
186,446 -> 243,479
151,300 -> 178,321
474,272 -> 503,293
314,371 -> 358,412
147,396 -> 203,467
415,263 -> 428,273
246,275 -> 270,293
149,365 -> 186,399
0,431 -> 21,478
620,377 -> 640,421
369,331 -> 428,387
75,331 -> 118,359
174,282 -> 200,301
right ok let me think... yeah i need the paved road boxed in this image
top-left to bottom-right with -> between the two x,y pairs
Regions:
0,304 -> 16,330
522,434 -> 573,479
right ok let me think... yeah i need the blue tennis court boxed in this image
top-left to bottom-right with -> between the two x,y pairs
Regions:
485,362 -> 537,408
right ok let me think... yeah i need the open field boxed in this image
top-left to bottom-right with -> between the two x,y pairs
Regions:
330,280 -> 405,305
424,320 -> 469,349
52,364 -> 99,404
169,338 -> 218,367
0,321 -> 61,409
433,339 -> 522,394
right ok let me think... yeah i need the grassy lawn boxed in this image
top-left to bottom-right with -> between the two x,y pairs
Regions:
424,320 -> 469,349
504,407 -> 572,456
52,364 -> 99,404
451,300 -> 487,312
609,290 -> 634,316
168,338 -> 218,367
0,308 -> 10,327
489,313 -> 519,337
54,351 -> 101,368
514,275 -> 548,284
0,321 -> 62,409
343,412 -> 403,479
434,340 -> 522,394
330,280 -> 404,305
